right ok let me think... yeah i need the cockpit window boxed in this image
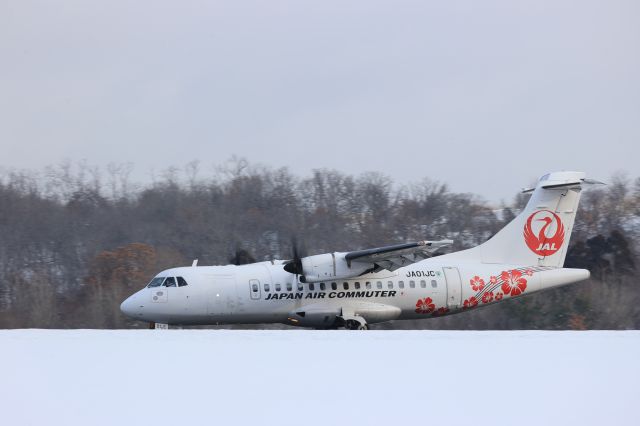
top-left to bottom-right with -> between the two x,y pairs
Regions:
177,277 -> 188,287
163,277 -> 176,287
147,277 -> 165,288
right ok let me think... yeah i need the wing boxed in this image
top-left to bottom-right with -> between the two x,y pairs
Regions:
283,239 -> 453,283
345,239 -> 453,272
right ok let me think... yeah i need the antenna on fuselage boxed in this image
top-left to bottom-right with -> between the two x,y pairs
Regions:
192,259 -> 198,267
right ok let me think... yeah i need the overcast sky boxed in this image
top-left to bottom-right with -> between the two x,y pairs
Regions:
1,1 -> 638,202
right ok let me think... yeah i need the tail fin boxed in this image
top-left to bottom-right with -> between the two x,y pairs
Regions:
473,171 -> 594,267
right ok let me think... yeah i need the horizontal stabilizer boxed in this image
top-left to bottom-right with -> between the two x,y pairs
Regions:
523,177 -> 604,193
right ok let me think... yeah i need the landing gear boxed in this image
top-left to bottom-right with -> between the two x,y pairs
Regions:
343,318 -> 369,330
338,309 -> 369,330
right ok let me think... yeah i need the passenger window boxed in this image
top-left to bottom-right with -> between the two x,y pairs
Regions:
309,283 -> 315,291
252,284 -> 259,292
147,277 -> 165,288
355,282 -> 361,290
420,280 -> 426,288
376,281 -> 382,289
177,277 -> 188,287
275,283 -> 281,292
331,282 -> 337,290
163,277 -> 176,287
387,281 -> 393,289
264,283 -> 270,292
399,281 -> 405,289
320,282 -> 326,291
286,283 -> 292,291
431,280 -> 438,288
410,280 -> 415,288
297,283 -> 303,291
366,282 -> 371,289
343,282 -> 349,290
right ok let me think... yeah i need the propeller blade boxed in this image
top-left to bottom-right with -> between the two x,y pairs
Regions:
283,235 -> 304,275
229,246 -> 256,265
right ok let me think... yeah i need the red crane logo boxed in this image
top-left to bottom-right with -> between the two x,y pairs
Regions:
523,210 -> 565,256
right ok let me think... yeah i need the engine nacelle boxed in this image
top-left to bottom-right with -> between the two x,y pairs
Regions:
300,252 -> 372,283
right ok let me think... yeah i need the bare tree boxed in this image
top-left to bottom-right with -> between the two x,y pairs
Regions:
0,160 -> 637,330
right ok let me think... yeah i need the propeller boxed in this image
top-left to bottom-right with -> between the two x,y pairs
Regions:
229,246 -> 256,266
283,236 -> 305,278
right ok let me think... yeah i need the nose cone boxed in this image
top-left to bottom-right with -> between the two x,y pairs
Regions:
120,294 -> 141,318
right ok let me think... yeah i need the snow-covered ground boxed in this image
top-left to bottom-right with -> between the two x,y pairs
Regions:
1,330 -> 638,426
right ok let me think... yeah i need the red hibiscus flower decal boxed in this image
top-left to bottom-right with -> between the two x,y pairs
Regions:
501,270 -> 528,296
489,276 -> 498,285
482,292 -> 494,304
469,276 -> 485,291
463,296 -> 478,309
495,292 -> 504,301
432,307 -> 449,316
525,269 -> 534,276
415,297 -> 435,314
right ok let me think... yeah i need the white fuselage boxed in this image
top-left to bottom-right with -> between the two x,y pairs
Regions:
120,255 -> 589,327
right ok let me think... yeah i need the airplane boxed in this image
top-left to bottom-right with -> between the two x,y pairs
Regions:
120,171 -> 600,330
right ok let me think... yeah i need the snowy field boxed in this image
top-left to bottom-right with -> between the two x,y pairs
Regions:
1,330 -> 638,426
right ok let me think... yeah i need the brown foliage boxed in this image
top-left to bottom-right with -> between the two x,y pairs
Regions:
87,243 -> 157,288
569,314 -> 588,330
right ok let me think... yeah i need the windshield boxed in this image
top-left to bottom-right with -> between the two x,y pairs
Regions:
147,277 -> 165,288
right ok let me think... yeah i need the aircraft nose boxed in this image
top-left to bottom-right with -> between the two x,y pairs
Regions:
120,294 -> 142,318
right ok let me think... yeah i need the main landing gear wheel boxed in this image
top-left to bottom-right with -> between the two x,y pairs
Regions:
344,319 -> 369,330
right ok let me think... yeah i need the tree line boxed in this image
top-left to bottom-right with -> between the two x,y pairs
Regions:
0,159 -> 638,329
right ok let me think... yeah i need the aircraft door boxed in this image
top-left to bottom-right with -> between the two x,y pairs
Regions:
249,279 -> 261,300
443,267 -> 462,308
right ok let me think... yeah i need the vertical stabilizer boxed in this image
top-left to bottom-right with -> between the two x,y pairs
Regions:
464,171 -> 590,267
